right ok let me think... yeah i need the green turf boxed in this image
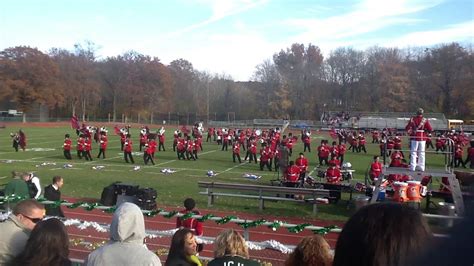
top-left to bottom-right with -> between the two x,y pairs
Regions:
0,125 -> 450,221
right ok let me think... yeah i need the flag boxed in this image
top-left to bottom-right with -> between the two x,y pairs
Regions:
71,115 -> 80,130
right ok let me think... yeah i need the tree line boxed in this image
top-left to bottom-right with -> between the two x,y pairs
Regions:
0,41 -> 472,122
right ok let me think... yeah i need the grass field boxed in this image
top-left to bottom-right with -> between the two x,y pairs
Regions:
0,123 -> 450,221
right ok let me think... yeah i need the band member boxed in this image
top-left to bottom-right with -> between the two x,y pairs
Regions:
405,108 -> 432,171
295,153 -> 308,181
206,127 -> 214,142
124,134 -> 135,164
286,133 -> 296,157
285,161 -> 300,187
338,142 -> 347,166
244,136 -> 257,163
120,130 -> 126,151
369,156 -> 383,181
221,129 -> 230,151
317,140 -> 330,166
10,132 -> 20,152
435,134 -> 447,153
425,133 -> 434,149
186,136 -> 196,160
259,143 -> 272,171
193,137 -> 200,159
176,134 -> 186,160
143,140 -> 155,165
465,140 -> 474,169
302,129 -> 311,152
82,136 -> 93,161
173,129 -> 180,151
158,128 -> 166,151
76,135 -> 84,159
18,129 -> 26,151
97,131 -> 108,159
454,143 -> 466,168
326,162 -> 342,184
328,155 -> 341,169
357,133 -> 367,153
63,134 -> 72,160
372,130 -> 380,143
148,136 -> 157,158
232,140 -> 242,163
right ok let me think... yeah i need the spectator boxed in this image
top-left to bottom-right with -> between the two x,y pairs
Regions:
285,235 -> 332,266
11,218 -> 71,266
208,229 -> 259,266
25,172 -> 41,199
333,203 -> 432,266
165,228 -> 201,266
86,202 -> 161,266
0,199 -> 45,264
176,198 -> 204,251
4,172 -> 30,200
43,176 -> 65,217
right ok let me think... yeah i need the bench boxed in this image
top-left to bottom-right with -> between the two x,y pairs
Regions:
198,181 -> 331,215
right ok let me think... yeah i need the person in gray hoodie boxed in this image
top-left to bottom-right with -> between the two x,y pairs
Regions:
86,202 -> 162,266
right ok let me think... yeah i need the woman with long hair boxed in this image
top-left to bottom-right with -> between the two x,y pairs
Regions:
11,218 -> 71,266
208,229 -> 259,266
285,235 -> 333,266
166,228 -> 201,266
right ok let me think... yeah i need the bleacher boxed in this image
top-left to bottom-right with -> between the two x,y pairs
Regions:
349,112 -> 448,131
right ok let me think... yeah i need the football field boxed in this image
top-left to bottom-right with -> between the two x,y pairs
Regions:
0,123 -> 449,220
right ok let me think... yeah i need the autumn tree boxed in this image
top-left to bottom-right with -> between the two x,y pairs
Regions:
0,46 -> 63,122
273,43 -> 324,119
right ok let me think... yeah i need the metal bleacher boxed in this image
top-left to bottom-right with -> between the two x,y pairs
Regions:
353,112 -> 448,131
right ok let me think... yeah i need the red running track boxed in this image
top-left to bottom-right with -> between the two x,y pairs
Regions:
62,197 -> 344,266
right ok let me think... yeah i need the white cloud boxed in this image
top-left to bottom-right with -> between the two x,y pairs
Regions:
168,0 -> 268,37
284,0 -> 444,44
384,21 -> 474,47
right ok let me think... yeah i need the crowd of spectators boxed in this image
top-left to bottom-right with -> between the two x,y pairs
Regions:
0,197 -> 470,266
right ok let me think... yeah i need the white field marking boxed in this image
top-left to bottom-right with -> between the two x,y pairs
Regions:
307,167 -> 318,177
0,176 -> 7,179
214,161 -> 248,176
83,155 -> 123,165
0,139 -> 62,149
2,157 -> 279,176
155,160 -> 177,166
198,149 -> 219,156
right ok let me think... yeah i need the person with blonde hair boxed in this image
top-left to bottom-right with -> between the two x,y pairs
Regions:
284,235 -> 333,266
208,229 -> 259,266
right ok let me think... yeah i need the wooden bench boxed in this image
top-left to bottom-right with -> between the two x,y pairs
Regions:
198,181 -> 331,215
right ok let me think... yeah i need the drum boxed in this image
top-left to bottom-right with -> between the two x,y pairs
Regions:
407,181 -> 422,202
392,182 -> 408,202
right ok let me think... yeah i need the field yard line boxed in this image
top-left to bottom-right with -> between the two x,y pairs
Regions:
155,160 -> 176,166
307,167 -> 318,177
215,161 -> 248,176
83,155 -> 123,165
199,149 -> 219,156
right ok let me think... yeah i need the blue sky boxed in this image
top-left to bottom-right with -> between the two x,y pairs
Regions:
1,0 -> 472,81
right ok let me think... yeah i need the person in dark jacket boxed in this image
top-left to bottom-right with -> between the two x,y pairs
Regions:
43,176 -> 65,217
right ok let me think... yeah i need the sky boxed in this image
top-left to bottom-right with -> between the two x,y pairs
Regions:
0,0 -> 472,81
